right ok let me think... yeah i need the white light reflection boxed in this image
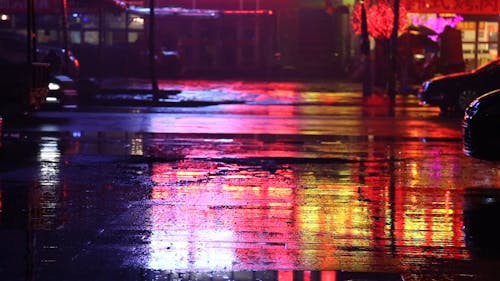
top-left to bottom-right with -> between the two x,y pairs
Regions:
194,229 -> 235,269
203,138 -> 234,143
39,137 -> 61,172
148,227 -> 235,271
36,137 -> 61,230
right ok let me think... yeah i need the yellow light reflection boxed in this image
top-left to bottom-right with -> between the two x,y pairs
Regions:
129,135 -> 143,156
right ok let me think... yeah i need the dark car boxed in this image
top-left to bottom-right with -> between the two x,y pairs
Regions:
0,30 -> 81,109
38,45 -> 80,79
0,30 -> 79,77
44,74 -> 79,109
462,88 -> 500,160
463,187 -> 500,259
418,58 -> 500,114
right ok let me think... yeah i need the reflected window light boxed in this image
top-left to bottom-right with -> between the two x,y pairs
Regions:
130,135 -> 144,156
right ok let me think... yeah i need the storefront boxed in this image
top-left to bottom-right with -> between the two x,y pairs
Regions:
458,16 -> 499,70
3,0 -> 497,78
405,0 -> 500,71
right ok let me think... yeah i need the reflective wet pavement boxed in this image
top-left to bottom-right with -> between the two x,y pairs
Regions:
1,80 -> 500,281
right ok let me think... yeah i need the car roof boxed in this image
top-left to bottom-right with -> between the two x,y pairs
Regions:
474,58 -> 500,73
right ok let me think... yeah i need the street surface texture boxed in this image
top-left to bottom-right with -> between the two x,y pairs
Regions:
1,79 -> 500,281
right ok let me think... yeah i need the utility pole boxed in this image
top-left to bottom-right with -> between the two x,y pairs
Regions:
360,1 -> 371,96
388,0 -> 400,102
61,0 -> 69,72
26,0 -> 35,64
149,0 -> 159,103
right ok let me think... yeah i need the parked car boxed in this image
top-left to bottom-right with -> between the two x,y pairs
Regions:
43,74 -> 78,109
0,30 -> 81,110
463,187 -> 500,259
462,89 -> 500,160
418,58 -> 500,114
0,30 -> 79,77
38,45 -> 80,79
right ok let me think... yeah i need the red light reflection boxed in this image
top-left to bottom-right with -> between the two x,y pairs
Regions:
146,148 -> 472,273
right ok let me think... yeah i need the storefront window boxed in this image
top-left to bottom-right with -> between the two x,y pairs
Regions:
84,31 -> 99,45
458,20 -> 498,70
69,13 -> 98,29
128,15 -> 145,30
483,22 -> 498,42
478,43 -> 495,66
106,13 -> 126,29
69,30 -> 81,44
462,43 -> 476,70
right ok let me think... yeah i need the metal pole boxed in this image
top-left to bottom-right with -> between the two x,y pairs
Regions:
149,0 -> 159,102
61,0 -> 69,52
61,0 -> 69,72
26,0 -> 33,64
388,0 -> 400,102
360,2 -> 371,96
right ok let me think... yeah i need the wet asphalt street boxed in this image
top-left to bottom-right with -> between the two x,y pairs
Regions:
1,79 -> 500,281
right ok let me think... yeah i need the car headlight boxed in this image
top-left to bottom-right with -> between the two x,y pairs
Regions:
48,82 -> 61,91
465,102 -> 480,118
421,81 -> 430,92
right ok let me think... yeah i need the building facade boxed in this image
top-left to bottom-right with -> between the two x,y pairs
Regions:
0,0 -> 498,78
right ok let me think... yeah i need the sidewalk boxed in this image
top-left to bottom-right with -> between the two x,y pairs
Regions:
86,77 -> 371,107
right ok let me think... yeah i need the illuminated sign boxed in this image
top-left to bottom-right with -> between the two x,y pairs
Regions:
404,0 -> 500,15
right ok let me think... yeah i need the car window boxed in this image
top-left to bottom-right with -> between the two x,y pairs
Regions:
479,102 -> 500,117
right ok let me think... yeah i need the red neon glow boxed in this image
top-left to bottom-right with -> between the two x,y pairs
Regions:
278,271 -> 293,281
351,1 -> 408,39
321,271 -> 337,281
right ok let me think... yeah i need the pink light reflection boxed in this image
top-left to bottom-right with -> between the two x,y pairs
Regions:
147,161 -> 299,271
